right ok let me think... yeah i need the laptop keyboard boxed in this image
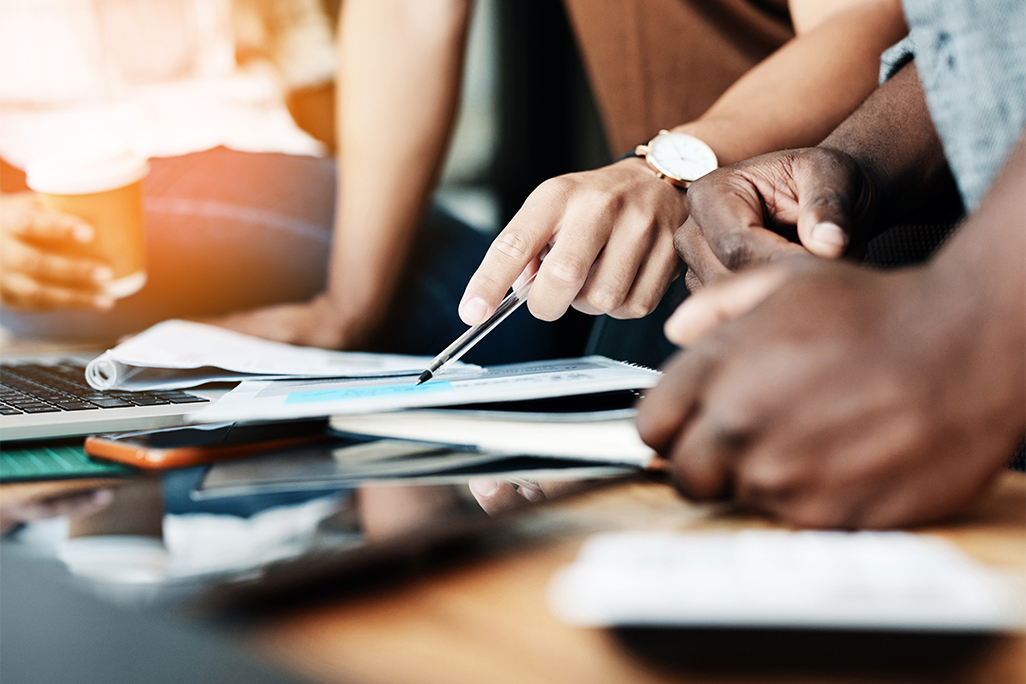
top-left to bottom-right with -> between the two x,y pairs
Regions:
0,361 -> 208,416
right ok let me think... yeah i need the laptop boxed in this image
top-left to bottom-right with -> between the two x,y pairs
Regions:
1,352 -> 227,441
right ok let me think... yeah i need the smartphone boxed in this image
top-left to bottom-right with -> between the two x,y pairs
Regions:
84,420 -> 330,469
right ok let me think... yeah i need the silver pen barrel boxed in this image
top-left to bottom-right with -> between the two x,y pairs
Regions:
417,274 -> 536,384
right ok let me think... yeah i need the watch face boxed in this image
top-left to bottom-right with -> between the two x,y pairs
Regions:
647,132 -> 718,183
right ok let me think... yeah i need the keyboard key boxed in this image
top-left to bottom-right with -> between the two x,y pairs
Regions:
0,406 -> 24,415
84,397 -> 134,408
161,395 -> 210,404
121,396 -> 171,406
19,405 -> 61,413
52,401 -> 96,411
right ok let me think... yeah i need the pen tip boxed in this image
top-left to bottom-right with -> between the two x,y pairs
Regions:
416,371 -> 432,385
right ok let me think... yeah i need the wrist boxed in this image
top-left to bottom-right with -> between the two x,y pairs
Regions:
669,122 -> 737,168
317,282 -> 394,349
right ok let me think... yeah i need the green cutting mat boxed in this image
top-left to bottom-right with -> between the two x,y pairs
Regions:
0,443 -> 136,482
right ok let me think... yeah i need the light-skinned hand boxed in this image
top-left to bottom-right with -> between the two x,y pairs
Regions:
459,157 -> 689,325
468,477 -> 589,516
0,193 -> 115,310
0,487 -> 115,534
202,292 -> 361,349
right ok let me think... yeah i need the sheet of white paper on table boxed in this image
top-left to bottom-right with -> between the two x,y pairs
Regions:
548,530 -> 1026,631
188,356 -> 661,423
329,413 -> 656,466
84,319 -> 472,391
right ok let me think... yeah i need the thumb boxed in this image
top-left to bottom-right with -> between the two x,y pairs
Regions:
664,263 -> 792,346
792,150 -> 865,258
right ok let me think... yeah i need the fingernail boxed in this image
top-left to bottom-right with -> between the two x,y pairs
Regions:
459,297 -> 489,325
92,266 -> 113,282
92,489 -> 114,505
94,295 -> 115,310
810,222 -> 847,251
469,477 -> 499,498
73,224 -> 93,242
518,484 -> 544,503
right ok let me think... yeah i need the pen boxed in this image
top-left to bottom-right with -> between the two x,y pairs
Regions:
417,273 -> 536,384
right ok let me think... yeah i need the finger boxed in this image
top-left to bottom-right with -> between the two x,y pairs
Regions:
15,488 -> 114,522
3,237 -> 113,286
687,173 -> 801,271
663,264 -> 791,346
2,196 -> 94,243
608,233 -> 680,319
666,417 -> 735,501
527,196 -> 616,321
469,478 -> 534,516
1,271 -> 114,310
674,216 -> 731,290
460,179 -> 570,324
572,214 -> 655,317
634,348 -> 711,455
791,149 -> 865,258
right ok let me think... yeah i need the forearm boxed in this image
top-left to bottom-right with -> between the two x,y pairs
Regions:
925,133 -> 1026,429
675,0 -> 907,166
327,0 -> 471,341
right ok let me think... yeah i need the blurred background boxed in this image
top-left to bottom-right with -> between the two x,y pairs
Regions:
246,0 -> 613,236
0,0 -> 611,235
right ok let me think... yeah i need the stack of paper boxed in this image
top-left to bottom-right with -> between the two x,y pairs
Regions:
84,320 -> 470,391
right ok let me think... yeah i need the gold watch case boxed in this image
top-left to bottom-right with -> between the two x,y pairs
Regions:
635,129 -> 718,188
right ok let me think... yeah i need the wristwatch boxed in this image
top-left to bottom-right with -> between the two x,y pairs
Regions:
632,130 -> 718,188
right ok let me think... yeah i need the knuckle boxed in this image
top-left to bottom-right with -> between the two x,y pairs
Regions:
581,187 -> 623,215
544,253 -> 591,286
615,298 -> 655,320
535,176 -> 574,204
684,175 -> 718,211
714,230 -> 754,271
584,286 -> 623,314
673,224 -> 699,261
491,229 -> 533,263
807,192 -> 846,215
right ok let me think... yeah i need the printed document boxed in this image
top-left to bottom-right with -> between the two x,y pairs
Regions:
188,356 -> 660,423
84,320 -> 473,391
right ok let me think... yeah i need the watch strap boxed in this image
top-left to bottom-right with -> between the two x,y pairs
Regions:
615,146 -> 647,163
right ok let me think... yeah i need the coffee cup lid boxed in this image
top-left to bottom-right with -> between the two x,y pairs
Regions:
26,141 -> 149,195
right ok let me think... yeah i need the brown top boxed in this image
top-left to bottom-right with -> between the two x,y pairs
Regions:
564,0 -> 794,154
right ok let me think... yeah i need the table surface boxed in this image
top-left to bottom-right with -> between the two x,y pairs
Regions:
244,472 -> 1026,684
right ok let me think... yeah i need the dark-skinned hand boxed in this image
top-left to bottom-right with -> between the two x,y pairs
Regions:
674,147 -> 875,292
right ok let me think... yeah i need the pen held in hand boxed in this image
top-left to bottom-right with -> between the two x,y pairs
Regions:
417,273 -> 537,385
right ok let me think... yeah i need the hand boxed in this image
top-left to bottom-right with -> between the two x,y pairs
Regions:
202,292 -> 364,349
636,257 -> 1022,529
0,193 -> 115,310
468,477 -> 588,515
459,158 -> 688,324
0,487 -> 114,534
674,147 -> 875,292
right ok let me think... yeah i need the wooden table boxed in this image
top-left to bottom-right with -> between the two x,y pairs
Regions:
247,472 -> 1026,684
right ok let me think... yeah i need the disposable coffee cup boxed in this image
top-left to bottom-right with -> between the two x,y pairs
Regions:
26,143 -> 149,299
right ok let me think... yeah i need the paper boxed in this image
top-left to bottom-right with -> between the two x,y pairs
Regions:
188,356 -> 661,423
548,530 -> 1026,631
329,413 -> 656,466
84,319 -> 476,391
